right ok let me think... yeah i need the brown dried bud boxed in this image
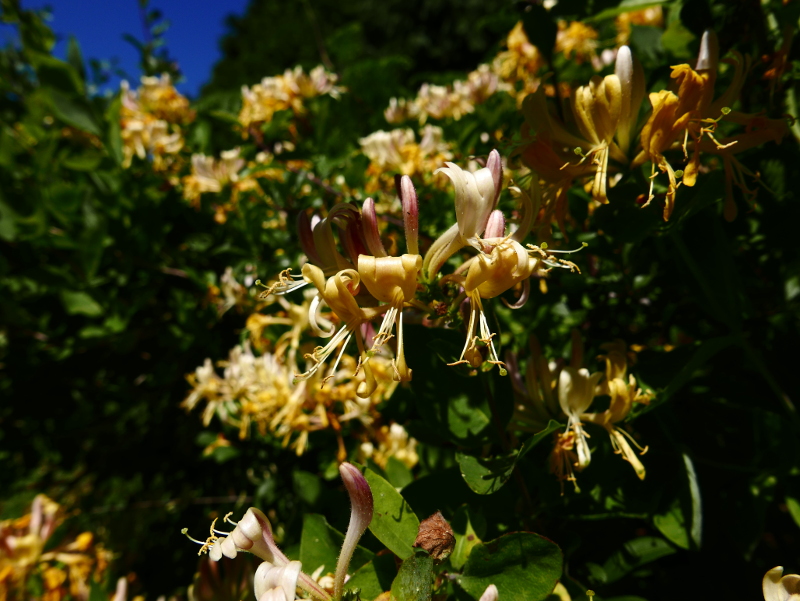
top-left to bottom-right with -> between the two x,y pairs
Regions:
413,510 -> 455,562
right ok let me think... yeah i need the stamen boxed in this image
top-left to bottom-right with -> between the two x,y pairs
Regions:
223,512 -> 238,526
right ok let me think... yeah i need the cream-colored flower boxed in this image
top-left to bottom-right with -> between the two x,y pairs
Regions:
763,567 -> 800,601
558,367 -> 603,469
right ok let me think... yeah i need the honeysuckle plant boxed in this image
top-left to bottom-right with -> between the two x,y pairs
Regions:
183,463 -> 373,601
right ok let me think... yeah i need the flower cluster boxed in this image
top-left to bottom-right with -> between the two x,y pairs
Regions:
181,148 -> 284,223
119,74 -> 195,170
385,65 -> 508,124
0,495 -> 111,601
384,22 -> 545,123
239,65 -> 343,130
522,31 -> 788,225
260,150 -> 581,405
358,125 -> 453,192
510,334 -> 652,492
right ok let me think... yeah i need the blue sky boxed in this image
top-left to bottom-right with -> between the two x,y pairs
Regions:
2,0 -> 251,97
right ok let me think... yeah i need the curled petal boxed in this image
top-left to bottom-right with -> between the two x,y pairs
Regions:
297,212 -> 322,265
502,278 -> 530,309
362,198 -> 388,257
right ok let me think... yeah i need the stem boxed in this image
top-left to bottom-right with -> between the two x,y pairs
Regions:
298,572 -> 333,601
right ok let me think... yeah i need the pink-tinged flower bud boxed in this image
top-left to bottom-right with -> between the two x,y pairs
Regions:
486,149 -> 503,206
479,584 -> 499,601
254,560 -> 302,601
334,463 -> 374,599
361,198 -> 388,257
695,29 -> 718,72
297,212 -> 322,266
399,175 -> 419,255
483,210 -> 506,249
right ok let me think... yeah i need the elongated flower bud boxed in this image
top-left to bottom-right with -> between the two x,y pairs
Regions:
695,29 -> 718,72
334,463 -> 374,600
362,197 -> 388,257
486,149 -> 503,206
399,175 -> 420,255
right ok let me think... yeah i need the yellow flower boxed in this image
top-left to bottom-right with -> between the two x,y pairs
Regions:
633,30 -> 786,220
555,21 -> 599,64
583,340 -> 652,479
521,47 -> 644,228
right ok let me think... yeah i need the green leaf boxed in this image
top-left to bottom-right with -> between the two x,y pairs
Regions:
456,420 -> 562,495
300,514 -> 374,577
518,420 -> 564,459
456,451 -> 517,495
46,89 -> 101,135
450,505 -> 482,570
653,498 -> 689,549
457,532 -> 562,601
88,581 -> 106,601
385,456 -> 414,490
60,290 -> 103,317
634,335 -> 737,417
62,150 -> 104,171
785,496 -> 800,530
391,549 -> 434,601
365,468 -> 420,559
661,19 -> 696,59
293,470 -> 323,505
106,96 -> 123,166
585,0 -> 668,23
346,554 -> 397,601
652,453 -> 702,550
587,537 -> 675,586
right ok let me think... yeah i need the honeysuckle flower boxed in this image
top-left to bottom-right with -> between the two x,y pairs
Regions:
509,334 -> 563,432
763,566 -> 800,601
0,495 -> 110,601
582,341 -> 652,480
423,152 -> 501,279
238,65 -> 341,130
559,366 -> 603,470
358,422 -> 420,469
359,126 -> 453,192
119,75 -> 193,171
182,149 -> 249,202
254,561 -> 303,601
297,264 -> 389,398
492,21 -> 544,102
632,30 -> 785,220
357,253 -> 422,382
384,97 -> 421,124
184,509 -> 330,601
522,45 -> 643,214
555,21 -> 599,65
